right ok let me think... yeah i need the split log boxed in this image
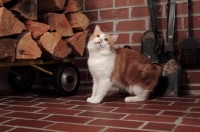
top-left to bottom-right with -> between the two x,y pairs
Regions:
39,13 -> 73,37
0,38 -> 16,62
63,0 -> 83,14
24,20 -> 50,39
64,30 -> 89,56
66,12 -> 89,31
6,0 -> 37,20
0,0 -> 3,6
38,0 -> 66,14
0,7 -> 25,37
37,32 -> 71,59
2,0 -> 12,4
16,32 -> 42,59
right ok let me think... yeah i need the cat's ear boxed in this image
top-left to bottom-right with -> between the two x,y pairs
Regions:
111,34 -> 118,43
94,25 -> 101,32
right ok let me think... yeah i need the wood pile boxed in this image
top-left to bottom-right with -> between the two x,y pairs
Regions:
0,0 -> 89,62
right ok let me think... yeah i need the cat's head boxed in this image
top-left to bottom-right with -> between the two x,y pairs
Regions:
87,25 -> 118,54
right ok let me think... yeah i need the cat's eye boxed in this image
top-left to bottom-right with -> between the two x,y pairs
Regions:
97,35 -> 100,37
104,38 -> 108,41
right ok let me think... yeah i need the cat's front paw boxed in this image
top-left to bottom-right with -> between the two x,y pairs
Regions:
90,99 -> 101,104
87,97 -> 92,103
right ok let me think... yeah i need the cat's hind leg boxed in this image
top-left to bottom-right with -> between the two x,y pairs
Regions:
125,86 -> 150,103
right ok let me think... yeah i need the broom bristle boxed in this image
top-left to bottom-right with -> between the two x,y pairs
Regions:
180,49 -> 200,65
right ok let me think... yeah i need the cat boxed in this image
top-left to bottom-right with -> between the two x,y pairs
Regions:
87,25 -> 162,104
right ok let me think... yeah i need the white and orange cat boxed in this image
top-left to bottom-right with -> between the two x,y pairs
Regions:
87,25 -> 162,104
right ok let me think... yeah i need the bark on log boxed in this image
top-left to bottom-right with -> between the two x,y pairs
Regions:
7,0 -> 37,20
37,32 -> 71,59
0,38 -> 16,62
40,13 -> 73,37
63,0 -> 83,14
38,0 -> 66,14
16,32 -> 42,59
0,7 -> 25,37
64,29 -> 89,56
66,12 -> 89,31
24,20 -> 50,39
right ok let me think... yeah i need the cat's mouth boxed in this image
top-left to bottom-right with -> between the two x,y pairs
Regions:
95,42 -> 101,45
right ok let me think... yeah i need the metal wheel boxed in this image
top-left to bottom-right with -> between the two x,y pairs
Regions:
7,66 -> 35,92
53,63 -> 80,96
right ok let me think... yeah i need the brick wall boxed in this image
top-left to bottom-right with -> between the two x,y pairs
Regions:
77,0 -> 200,94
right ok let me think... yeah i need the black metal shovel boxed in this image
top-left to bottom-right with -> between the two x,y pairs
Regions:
156,0 -> 181,96
141,0 -> 164,63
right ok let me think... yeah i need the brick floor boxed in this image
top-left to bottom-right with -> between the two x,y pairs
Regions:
0,88 -> 200,132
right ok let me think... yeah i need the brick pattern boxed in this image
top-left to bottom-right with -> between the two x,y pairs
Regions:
78,0 -> 200,93
0,90 -> 200,132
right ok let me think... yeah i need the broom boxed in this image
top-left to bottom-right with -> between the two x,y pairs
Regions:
179,0 -> 200,65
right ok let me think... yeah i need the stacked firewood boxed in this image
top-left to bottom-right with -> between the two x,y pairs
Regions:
0,0 -> 89,62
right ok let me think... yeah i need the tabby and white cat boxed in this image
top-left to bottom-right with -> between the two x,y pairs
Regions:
87,25 -> 162,104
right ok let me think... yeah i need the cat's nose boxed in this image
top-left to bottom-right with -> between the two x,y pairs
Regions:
99,39 -> 103,43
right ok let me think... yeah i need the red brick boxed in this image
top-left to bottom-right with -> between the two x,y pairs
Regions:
132,33 -> 143,43
102,102 -> 143,108
116,20 -> 146,31
143,104 -> 189,111
171,102 -> 196,107
182,118 -> 200,126
38,108 -> 81,115
125,114 -> 178,123
115,0 -> 145,7
105,128 -> 149,132
161,111 -> 185,117
113,108 -> 159,115
84,11 -> 98,21
191,108 -> 200,112
72,105 -> 115,112
4,112 -> 48,120
4,119 -> 53,128
3,97 -> 35,102
87,22 -> 114,33
193,1 -> 200,14
156,97 -> 196,103
85,0 -> 113,10
143,122 -> 175,131
100,8 -> 129,20
115,33 -> 130,44
44,115 -> 92,124
35,103 -> 75,109
184,16 -> 200,29
0,126 -> 13,132
131,6 -> 149,18
177,2 -> 188,15
0,116 -> 11,123
46,123 -> 104,132
174,125 -> 200,132
78,111 -> 126,119
89,119 -> 144,129
186,113 -> 200,118
10,128 -> 50,132
183,72 -> 200,84
3,106 -> 42,112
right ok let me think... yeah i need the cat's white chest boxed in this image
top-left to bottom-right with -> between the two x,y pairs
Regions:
88,53 -> 115,78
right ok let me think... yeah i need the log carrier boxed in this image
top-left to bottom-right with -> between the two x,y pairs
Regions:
0,0 -> 89,96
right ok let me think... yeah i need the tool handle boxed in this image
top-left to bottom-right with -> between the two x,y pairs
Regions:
188,0 -> 192,37
147,0 -> 157,34
167,0 -> 176,52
